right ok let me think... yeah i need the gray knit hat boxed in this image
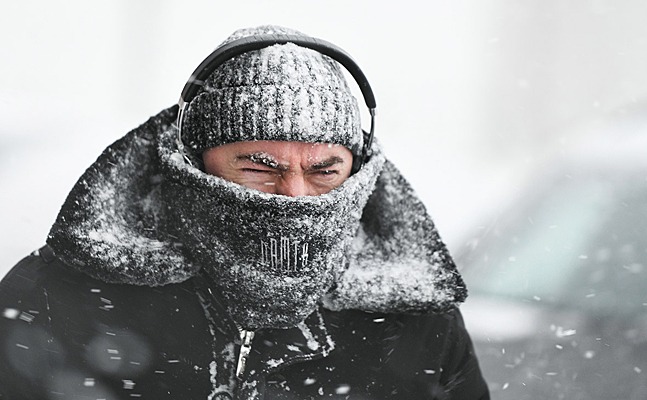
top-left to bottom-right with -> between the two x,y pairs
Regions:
182,25 -> 363,156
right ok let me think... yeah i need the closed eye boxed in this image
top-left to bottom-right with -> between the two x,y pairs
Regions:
308,157 -> 345,176
315,170 -> 339,176
242,168 -> 275,174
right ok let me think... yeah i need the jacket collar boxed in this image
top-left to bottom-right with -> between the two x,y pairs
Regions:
47,106 -> 467,317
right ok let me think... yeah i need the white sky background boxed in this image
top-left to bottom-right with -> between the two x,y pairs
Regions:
2,0 -> 647,274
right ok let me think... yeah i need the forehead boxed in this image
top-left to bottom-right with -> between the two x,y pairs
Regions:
206,140 -> 351,160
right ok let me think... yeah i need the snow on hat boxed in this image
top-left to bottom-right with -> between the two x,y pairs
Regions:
182,25 -> 363,155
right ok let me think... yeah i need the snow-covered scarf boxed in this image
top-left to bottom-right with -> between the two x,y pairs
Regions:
47,106 -> 467,325
157,124 -> 381,329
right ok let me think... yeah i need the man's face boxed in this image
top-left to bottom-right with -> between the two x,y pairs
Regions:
202,141 -> 353,196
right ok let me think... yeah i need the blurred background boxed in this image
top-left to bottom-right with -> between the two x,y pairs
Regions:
1,1 -> 647,398
3,0 -> 647,268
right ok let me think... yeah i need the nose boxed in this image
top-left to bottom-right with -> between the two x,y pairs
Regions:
275,174 -> 308,197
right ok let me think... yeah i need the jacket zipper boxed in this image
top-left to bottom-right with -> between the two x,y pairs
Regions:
236,327 -> 255,379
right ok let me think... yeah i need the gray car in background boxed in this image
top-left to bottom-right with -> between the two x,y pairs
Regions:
458,130 -> 647,399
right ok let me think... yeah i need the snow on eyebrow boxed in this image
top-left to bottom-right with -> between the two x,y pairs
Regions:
238,151 -> 345,172
308,156 -> 345,170
237,152 -> 286,170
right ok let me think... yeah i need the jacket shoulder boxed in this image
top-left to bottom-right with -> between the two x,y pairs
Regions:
428,308 -> 491,400
384,308 -> 490,400
0,246 -> 215,400
0,245 -> 106,300
317,308 -> 489,399
1,246 -> 57,297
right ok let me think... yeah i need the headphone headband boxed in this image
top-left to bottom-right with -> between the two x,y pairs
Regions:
176,33 -> 376,173
179,34 -> 376,109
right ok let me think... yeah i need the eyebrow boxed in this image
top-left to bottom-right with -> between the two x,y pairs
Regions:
236,153 -> 345,171
307,156 -> 345,171
236,152 -> 289,171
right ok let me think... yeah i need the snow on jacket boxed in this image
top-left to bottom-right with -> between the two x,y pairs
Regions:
0,108 -> 489,398
0,247 -> 488,399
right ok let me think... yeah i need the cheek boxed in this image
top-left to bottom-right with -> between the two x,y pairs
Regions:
238,174 -> 279,193
224,169 -> 289,194
203,161 -> 221,177
305,174 -> 348,195
202,150 -> 225,176
340,161 -> 353,179
202,151 -> 240,180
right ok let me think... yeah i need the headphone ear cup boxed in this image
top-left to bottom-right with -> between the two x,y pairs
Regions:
351,154 -> 363,175
351,128 -> 374,175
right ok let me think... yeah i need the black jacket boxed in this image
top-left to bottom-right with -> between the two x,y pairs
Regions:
0,247 -> 489,399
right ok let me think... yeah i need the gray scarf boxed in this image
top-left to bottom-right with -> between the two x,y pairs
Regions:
47,107 -> 467,328
157,127 -> 383,329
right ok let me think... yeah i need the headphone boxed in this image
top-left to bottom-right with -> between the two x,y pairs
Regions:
176,34 -> 376,174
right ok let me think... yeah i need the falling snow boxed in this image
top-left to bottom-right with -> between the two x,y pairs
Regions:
2,308 -> 19,319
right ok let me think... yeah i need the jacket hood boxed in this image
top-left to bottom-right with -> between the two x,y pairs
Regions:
47,106 -> 467,314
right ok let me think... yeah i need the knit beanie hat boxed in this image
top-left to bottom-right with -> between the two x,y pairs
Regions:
182,25 -> 363,156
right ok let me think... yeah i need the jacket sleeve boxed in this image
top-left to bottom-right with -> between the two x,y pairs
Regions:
438,307 -> 490,400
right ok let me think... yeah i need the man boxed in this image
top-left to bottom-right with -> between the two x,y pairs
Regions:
0,26 -> 489,399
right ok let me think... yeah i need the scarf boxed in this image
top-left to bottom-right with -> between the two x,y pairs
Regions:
47,107 -> 467,327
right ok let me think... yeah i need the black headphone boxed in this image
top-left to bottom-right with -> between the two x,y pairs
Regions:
176,34 -> 376,174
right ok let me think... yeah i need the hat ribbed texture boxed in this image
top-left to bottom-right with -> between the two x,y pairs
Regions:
183,25 -> 362,155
